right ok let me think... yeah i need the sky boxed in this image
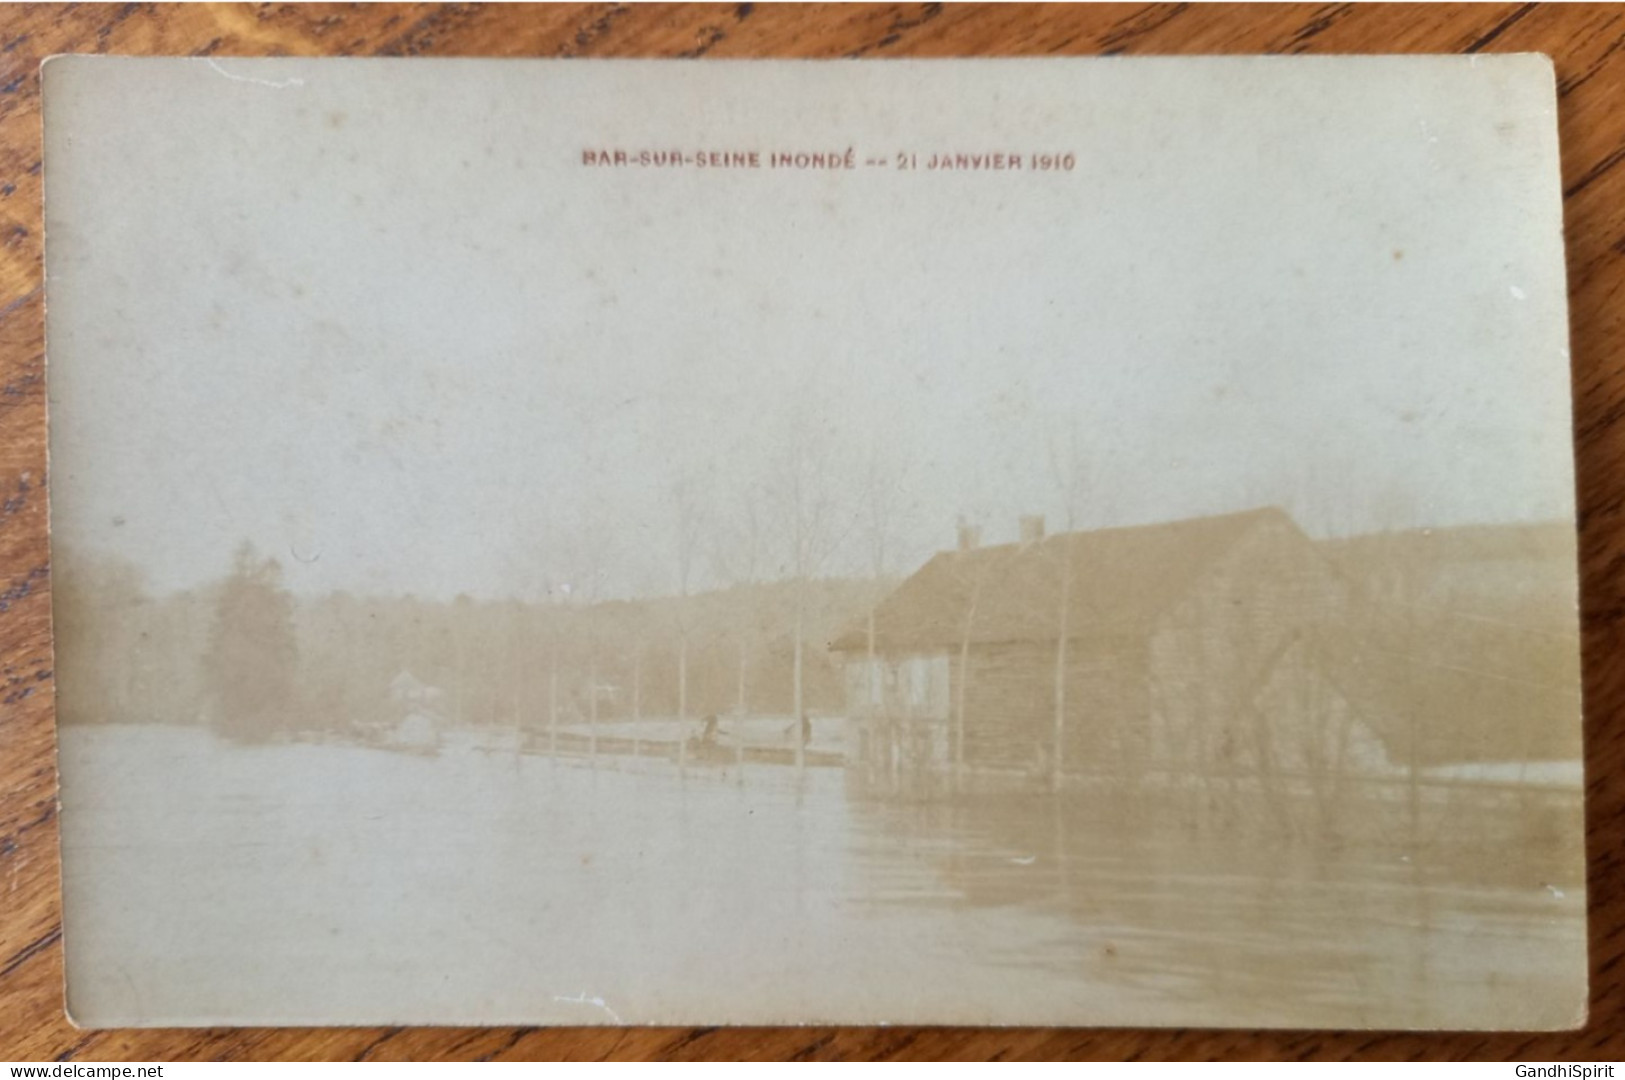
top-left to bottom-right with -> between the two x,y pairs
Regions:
44,56 -> 1576,600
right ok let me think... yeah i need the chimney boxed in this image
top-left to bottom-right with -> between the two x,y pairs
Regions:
956,518 -> 982,552
1019,514 -> 1046,545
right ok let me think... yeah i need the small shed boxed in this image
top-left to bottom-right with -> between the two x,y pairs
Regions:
829,507 -> 1378,787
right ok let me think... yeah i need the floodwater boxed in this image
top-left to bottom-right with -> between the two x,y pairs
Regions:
57,725 -> 1586,1028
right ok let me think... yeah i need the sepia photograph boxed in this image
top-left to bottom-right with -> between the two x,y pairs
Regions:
41,53 -> 1584,1030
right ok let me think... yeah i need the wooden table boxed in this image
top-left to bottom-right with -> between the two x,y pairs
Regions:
2,2 -> 1621,1062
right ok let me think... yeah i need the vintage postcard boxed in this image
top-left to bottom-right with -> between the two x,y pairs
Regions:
43,56 -> 1583,1028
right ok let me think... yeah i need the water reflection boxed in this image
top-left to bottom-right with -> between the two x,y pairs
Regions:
844,783 -> 1585,1028
58,725 -> 1584,1029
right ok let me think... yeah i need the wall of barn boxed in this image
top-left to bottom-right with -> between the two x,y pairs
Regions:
955,637 -> 1151,775
1148,518 -> 1354,780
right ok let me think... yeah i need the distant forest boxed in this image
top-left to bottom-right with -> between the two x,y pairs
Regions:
53,540 -> 891,741
52,519 -> 1580,759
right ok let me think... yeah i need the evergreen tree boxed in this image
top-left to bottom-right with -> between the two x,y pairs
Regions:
203,542 -> 298,741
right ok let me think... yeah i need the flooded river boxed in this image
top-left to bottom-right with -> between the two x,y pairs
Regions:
57,725 -> 1585,1028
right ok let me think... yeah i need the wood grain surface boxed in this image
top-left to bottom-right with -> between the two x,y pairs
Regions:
1,1 -> 1622,1062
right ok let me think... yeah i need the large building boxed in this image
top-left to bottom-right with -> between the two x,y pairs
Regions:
829,507 -> 1390,793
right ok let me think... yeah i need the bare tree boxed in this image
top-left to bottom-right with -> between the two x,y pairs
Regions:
767,410 -> 850,772
535,562 -> 586,764
562,511 -> 615,766
506,521 -> 571,762
546,570 -> 565,762
631,642 -> 643,757
1046,425 -> 1091,791
709,478 -> 770,775
950,525 -> 993,793
501,539 -> 556,756
452,593 -> 473,729
672,474 -> 704,774
862,441 -> 908,785
507,599 -> 526,756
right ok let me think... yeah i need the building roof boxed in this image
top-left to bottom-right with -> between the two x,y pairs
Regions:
1312,520 -> 1581,765
827,507 -> 1300,653
1314,606 -> 1582,766
1317,520 -> 1576,569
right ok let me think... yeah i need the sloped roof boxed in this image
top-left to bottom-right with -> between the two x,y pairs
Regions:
1316,521 -> 1577,624
1317,520 -> 1575,570
828,507 -> 1301,652
1309,522 -> 1581,765
1313,605 -> 1582,766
